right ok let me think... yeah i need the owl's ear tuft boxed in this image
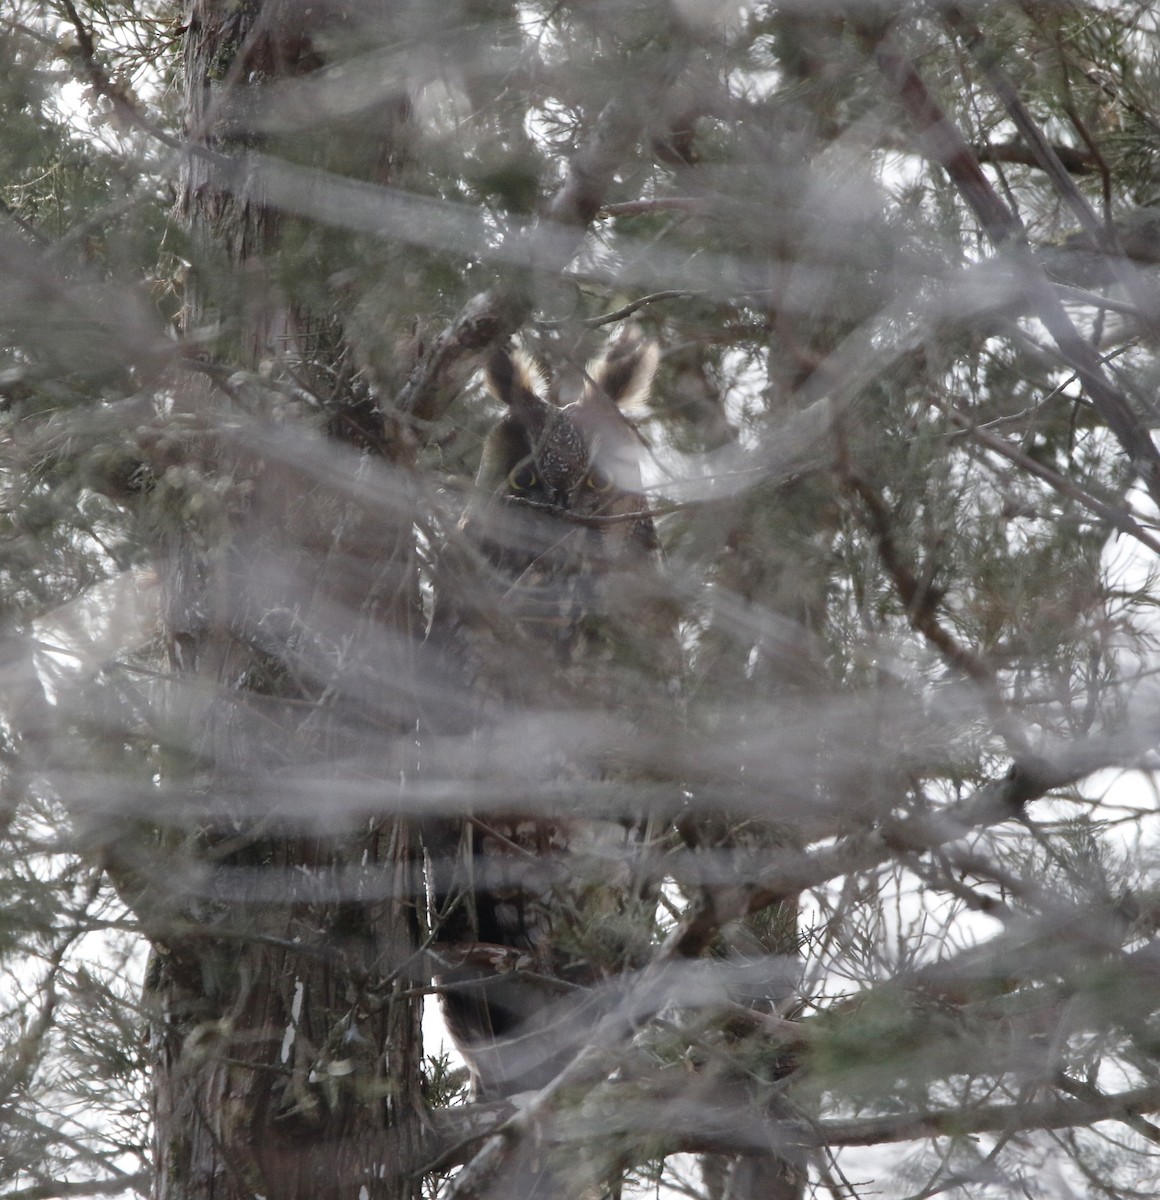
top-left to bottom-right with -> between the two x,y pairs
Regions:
485,345 -> 547,408
585,331 -> 658,413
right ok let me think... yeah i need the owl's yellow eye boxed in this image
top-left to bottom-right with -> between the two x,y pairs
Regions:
586,467 -> 614,493
508,462 -> 537,491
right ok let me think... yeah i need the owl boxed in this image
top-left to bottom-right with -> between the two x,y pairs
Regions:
427,330 -> 668,1099
460,331 -> 661,669
468,334 -> 659,551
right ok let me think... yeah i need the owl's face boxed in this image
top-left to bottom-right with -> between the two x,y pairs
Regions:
466,334 -> 660,576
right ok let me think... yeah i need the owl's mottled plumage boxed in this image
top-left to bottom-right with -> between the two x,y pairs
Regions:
429,331 -> 666,1098
465,334 -> 660,601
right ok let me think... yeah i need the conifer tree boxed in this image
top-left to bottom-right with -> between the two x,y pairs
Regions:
4,3 -> 1160,1198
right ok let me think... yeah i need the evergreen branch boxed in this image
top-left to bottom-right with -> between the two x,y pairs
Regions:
945,6 -> 1160,342
0,197 -> 52,248
1060,73 -> 1115,220
744,731 -> 1156,916
862,25 -> 1020,242
813,1082 -> 1160,1148
1053,1072 -> 1160,1145
1052,283 -> 1146,319
864,22 -> 1160,519
1,1108 -> 142,1181
947,7 -> 1108,249
934,396 -> 1160,558
435,743 -> 1117,1197
395,43 -> 690,423
0,935 -> 73,1105
839,461 -> 1035,762
1075,65 -> 1160,139
843,467 -> 993,688
57,0 -> 183,151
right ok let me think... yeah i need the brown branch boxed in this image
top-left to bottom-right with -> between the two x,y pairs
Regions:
838,460 -> 1040,766
844,468 -> 993,689
814,1082 -> 1160,1147
428,1077 -> 1160,1165
392,287 -> 528,424
743,728 -> 1156,919
946,7 -> 1106,249
862,26 -> 1020,242
1054,1072 -> 1160,1145
975,141 -> 1096,175
1060,67 -> 1114,220
2,1175 -> 150,1200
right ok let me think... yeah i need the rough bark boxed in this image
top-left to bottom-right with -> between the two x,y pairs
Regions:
140,4 -> 426,1199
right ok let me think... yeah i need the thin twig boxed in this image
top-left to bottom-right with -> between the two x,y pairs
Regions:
538,289 -> 693,329
602,197 -> 708,217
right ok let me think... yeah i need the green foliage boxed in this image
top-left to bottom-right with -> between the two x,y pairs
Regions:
4,1 -> 1160,1198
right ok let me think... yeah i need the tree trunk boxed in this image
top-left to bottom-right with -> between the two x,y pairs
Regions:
140,4 -> 427,1198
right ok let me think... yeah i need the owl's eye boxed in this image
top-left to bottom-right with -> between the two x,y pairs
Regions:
586,467 -> 614,493
508,462 -> 537,491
